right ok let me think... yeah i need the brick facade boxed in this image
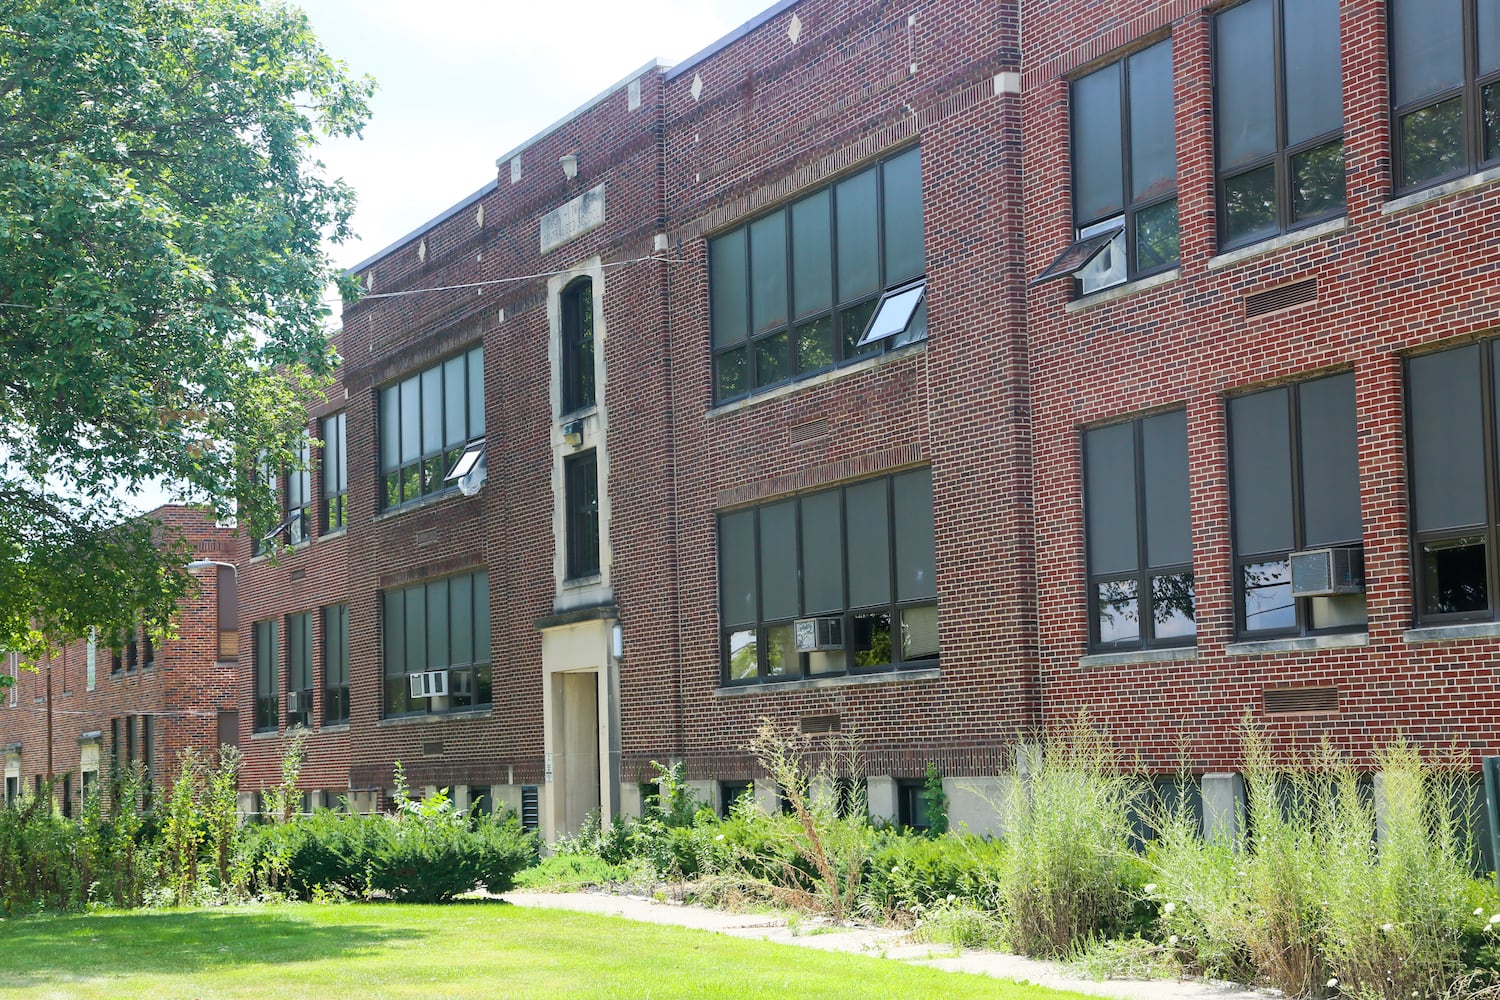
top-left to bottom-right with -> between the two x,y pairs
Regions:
0,506 -> 238,809
17,0 -> 1493,831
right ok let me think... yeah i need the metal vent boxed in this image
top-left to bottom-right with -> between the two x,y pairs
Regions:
800,714 -> 842,734
1264,686 -> 1339,715
520,785 -> 540,831
1245,278 -> 1317,319
416,528 -> 440,547
288,567 -> 306,582
421,740 -> 444,757
790,418 -> 829,444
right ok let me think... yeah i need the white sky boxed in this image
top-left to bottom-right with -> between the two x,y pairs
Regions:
125,0 -> 775,513
301,0 -> 777,271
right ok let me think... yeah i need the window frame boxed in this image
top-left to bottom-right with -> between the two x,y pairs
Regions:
1083,412 -> 1196,652
560,277 -> 596,416
717,468 -> 939,685
378,346 -> 486,511
564,449 -> 601,581
1389,0 -> 1500,193
321,412 -> 348,533
285,611 -> 313,729
708,146 -> 926,404
381,571 -> 491,719
1227,374 -> 1365,639
253,619 -> 279,733
322,603 -> 350,726
1064,36 -> 1179,289
1406,340 -> 1500,625
1212,0 -> 1346,251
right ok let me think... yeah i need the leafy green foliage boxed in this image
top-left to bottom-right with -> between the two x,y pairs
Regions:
0,0 -> 373,657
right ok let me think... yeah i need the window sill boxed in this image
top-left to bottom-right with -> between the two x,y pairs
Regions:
1403,621 -> 1500,644
1077,646 -> 1196,669
1065,268 -> 1180,313
319,723 -> 351,734
373,486 -> 470,523
707,341 -> 927,418
1225,632 -> 1367,657
715,666 -> 941,697
559,404 -> 598,424
1384,165 -> 1500,216
320,527 -> 347,542
376,708 -> 493,727
250,730 -> 280,740
1206,217 -> 1347,271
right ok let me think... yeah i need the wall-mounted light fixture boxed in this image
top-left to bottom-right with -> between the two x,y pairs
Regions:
559,153 -> 578,180
562,419 -> 584,447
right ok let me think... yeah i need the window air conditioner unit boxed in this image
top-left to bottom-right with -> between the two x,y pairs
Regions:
794,617 -> 844,652
285,690 -> 303,713
408,670 -> 450,699
1288,546 -> 1365,598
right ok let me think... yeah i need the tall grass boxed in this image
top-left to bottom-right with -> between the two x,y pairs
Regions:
1000,713 -> 1141,958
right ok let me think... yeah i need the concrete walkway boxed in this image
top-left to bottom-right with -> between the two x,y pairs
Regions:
501,890 -> 1272,1000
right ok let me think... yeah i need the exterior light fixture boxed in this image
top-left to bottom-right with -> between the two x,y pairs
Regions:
562,420 -> 584,447
560,154 -> 578,180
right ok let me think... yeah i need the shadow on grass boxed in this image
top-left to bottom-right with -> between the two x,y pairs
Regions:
0,908 -> 410,988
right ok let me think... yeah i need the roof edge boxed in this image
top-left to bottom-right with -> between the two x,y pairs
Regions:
663,0 -> 800,81
493,57 -> 674,170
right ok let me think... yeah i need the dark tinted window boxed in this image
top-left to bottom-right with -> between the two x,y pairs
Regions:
1299,374 -> 1361,545
1084,421 -> 1138,576
1073,63 -> 1124,222
1230,388 -> 1294,556
1410,344 -> 1485,532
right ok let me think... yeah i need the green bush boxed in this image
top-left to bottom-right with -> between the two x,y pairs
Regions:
240,805 -> 538,903
862,832 -> 1008,918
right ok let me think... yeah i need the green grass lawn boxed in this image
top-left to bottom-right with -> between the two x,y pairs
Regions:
0,901 -> 1094,999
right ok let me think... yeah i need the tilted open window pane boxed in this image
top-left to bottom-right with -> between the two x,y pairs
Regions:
856,282 -> 926,347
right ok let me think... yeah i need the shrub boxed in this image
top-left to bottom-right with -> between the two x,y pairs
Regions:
862,832 -> 1008,919
1000,713 -> 1141,958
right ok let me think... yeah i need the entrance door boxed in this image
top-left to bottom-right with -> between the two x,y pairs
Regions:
559,671 -> 601,837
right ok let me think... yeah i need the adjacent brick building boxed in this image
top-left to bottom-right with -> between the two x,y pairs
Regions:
0,506 -> 238,812
41,0 -> 1495,842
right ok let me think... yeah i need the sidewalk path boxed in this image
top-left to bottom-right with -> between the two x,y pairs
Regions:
501,890 -> 1272,1000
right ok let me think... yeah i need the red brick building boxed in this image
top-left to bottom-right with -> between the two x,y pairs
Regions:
226,0 -> 1500,843
0,506 -> 238,812
1024,0 -> 1500,841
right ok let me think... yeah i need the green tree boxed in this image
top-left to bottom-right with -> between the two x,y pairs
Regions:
0,0 -> 373,662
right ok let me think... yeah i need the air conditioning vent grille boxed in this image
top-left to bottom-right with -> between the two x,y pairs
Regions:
1264,686 -> 1339,715
800,714 -> 842,734
1246,278 -> 1317,318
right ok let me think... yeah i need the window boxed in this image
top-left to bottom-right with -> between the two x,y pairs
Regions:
1406,340 -> 1500,622
560,277 -> 595,414
382,571 -> 491,717
285,436 -> 311,544
897,779 -> 932,832
251,454 -> 277,558
379,346 -> 485,510
1229,374 -> 1365,636
1083,411 -> 1195,650
254,619 -> 278,732
718,468 -> 938,683
140,626 -> 154,670
709,146 -> 925,402
323,603 -> 350,725
564,451 -> 600,580
286,612 -> 312,728
124,631 -> 137,672
1038,38 -> 1178,290
322,412 -> 348,532
1390,0 -> 1500,191
718,780 -> 753,818
1214,0 -> 1344,249
252,439 -> 311,553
